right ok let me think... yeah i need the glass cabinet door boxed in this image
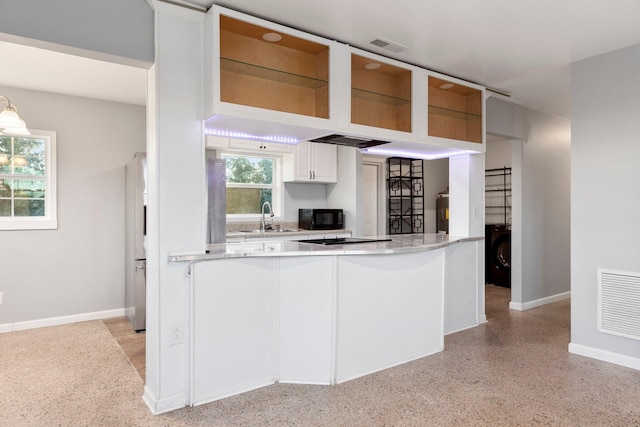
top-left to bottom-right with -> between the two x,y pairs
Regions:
428,76 -> 482,143
350,54 -> 412,132
219,14 -> 330,119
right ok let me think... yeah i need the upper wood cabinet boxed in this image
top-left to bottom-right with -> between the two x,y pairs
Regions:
205,6 -> 486,157
427,76 -> 483,144
219,15 -> 329,118
350,53 -> 412,133
205,5 -> 335,139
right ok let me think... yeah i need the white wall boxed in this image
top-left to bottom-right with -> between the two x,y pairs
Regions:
570,43 -> 640,366
486,97 -> 570,305
0,85 -> 146,326
284,182 -> 328,220
486,139 -> 512,169
327,146 -> 362,236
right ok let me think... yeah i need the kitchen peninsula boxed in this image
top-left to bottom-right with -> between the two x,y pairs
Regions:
170,234 -> 482,407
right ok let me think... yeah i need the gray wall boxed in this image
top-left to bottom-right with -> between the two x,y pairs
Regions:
486,140 -> 512,169
0,0 -> 153,66
424,158 -> 449,233
0,85 -> 146,325
571,44 -> 640,360
486,97 -> 571,304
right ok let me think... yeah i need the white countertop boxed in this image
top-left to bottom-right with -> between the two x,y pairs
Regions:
226,228 -> 351,239
169,234 -> 483,262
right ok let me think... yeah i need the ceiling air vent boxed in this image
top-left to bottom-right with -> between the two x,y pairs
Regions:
369,37 -> 409,54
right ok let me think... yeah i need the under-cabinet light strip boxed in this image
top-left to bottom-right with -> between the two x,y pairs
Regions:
360,147 -> 479,160
205,128 -> 300,145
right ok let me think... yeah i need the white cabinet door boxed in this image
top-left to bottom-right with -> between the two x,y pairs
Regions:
311,143 -> 337,183
284,141 -> 337,183
289,141 -> 312,181
206,135 -> 230,149
229,139 -> 292,153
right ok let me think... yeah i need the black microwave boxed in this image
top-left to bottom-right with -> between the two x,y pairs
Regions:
298,209 -> 344,230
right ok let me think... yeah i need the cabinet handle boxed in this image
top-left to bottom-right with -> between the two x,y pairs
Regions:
309,171 -> 312,180
312,171 -> 315,180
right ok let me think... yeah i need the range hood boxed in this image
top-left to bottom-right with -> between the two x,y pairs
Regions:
310,134 -> 391,149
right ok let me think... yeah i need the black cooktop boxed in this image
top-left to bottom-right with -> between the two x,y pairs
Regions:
297,237 -> 392,246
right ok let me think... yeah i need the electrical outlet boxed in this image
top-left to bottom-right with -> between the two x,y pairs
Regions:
169,322 -> 184,346
0,292 -> 3,305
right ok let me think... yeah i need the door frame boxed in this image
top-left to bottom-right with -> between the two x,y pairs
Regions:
362,156 -> 387,236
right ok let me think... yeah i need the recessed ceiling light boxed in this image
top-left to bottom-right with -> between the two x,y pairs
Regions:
439,83 -> 454,90
262,32 -> 282,42
364,62 -> 381,70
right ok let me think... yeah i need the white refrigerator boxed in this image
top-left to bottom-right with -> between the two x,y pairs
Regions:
125,152 -> 146,331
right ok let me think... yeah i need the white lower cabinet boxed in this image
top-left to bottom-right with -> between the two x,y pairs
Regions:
190,249 -> 446,405
278,257 -> 334,383
283,141 -> 337,183
192,258 -> 276,405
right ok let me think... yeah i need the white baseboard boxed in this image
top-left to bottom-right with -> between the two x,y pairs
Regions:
509,291 -> 570,311
0,308 -> 125,334
568,342 -> 640,371
445,323 -> 480,336
143,386 -> 187,415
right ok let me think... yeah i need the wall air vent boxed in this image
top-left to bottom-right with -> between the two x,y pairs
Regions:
598,268 -> 640,341
369,37 -> 409,54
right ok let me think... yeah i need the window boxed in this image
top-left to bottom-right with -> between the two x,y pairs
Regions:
0,130 -> 57,230
220,152 -> 282,218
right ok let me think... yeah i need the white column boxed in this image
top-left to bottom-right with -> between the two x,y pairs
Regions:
449,153 -> 484,237
327,146 -> 363,236
144,1 -> 206,414
449,153 -> 485,324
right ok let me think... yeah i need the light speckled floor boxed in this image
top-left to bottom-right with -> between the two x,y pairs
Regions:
1,286 -> 639,426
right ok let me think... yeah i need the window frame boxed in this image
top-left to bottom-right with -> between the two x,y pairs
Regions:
218,150 -> 283,222
0,129 -> 57,230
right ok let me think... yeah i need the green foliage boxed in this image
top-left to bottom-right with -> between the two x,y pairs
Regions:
224,155 -> 272,184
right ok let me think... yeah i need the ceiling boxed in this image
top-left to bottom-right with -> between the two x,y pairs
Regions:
3,0 -> 640,119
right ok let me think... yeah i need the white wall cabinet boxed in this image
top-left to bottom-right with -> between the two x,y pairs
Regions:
283,141 -> 337,183
206,136 -> 292,153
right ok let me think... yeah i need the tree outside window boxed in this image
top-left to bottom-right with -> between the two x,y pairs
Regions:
0,130 -> 57,230
222,154 -> 275,215
0,136 -> 46,217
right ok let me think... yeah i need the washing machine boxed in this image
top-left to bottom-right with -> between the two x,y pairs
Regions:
485,224 -> 511,288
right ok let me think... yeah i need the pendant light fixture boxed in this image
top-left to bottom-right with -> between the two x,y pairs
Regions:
0,96 -> 30,136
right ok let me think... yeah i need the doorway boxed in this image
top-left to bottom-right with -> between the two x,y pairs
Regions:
362,163 -> 380,236
485,135 -> 522,309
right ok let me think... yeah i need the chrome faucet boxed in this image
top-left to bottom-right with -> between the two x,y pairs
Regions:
261,201 -> 274,232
